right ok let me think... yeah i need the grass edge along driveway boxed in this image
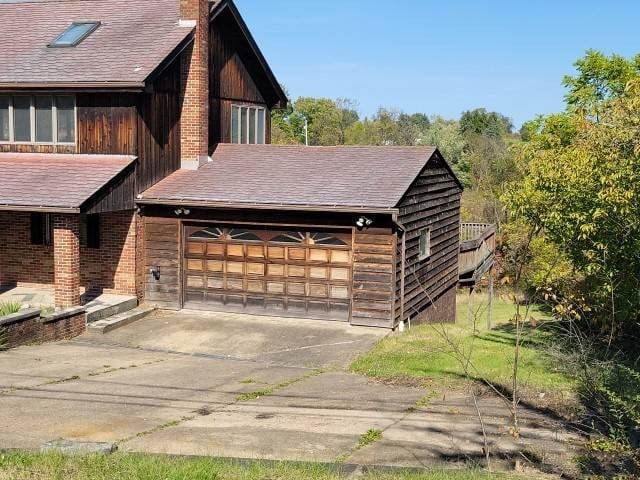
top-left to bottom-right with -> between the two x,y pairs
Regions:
0,451 -> 550,480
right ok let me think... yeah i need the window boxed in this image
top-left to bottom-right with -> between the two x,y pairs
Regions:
0,96 -> 75,145
35,96 -> 53,143
231,105 -> 266,144
0,97 -> 9,142
418,228 -> 431,260
13,97 -> 31,142
80,214 -> 100,248
49,22 -> 100,47
31,213 -> 53,246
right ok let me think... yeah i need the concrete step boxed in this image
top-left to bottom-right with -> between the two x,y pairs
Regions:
85,295 -> 138,323
87,305 -> 156,334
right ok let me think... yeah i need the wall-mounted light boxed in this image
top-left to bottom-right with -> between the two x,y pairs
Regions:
355,216 -> 374,229
149,266 -> 161,281
174,208 -> 192,216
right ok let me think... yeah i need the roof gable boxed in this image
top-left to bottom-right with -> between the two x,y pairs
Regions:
211,0 -> 287,108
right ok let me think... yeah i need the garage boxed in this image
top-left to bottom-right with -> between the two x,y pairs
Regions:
182,224 -> 353,321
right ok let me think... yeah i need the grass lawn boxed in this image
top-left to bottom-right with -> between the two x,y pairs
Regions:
0,451 -> 548,480
351,292 -> 573,398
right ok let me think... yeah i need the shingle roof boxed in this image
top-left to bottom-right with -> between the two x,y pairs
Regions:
0,153 -> 136,211
140,144 -> 440,211
0,0 -> 195,87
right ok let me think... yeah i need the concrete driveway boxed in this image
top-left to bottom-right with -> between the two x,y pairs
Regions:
0,310 -> 582,473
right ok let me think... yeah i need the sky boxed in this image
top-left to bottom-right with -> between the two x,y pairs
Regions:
234,0 -> 640,128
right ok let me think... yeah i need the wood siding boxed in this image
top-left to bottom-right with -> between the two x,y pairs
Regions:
137,59 -> 181,192
82,163 -> 137,214
351,228 -> 396,328
395,152 -> 462,325
77,93 -> 137,155
0,143 -> 75,154
209,12 -> 269,146
143,216 -> 181,309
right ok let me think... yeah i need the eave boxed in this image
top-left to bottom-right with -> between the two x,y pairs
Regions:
0,81 -> 146,92
137,197 -> 399,216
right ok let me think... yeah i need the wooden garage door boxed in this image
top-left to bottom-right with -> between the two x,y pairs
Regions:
183,225 -> 353,321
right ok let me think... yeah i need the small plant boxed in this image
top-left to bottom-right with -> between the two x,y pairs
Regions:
358,428 -> 383,448
0,301 -> 21,317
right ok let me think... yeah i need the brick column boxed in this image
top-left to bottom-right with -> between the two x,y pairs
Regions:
53,214 -> 80,308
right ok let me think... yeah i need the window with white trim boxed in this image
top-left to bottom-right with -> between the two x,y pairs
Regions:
418,228 -> 431,260
0,95 -> 76,145
231,105 -> 266,144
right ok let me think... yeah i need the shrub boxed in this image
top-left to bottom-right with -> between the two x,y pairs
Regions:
0,301 -> 21,317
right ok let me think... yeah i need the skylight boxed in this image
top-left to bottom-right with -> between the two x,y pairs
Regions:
49,22 -> 100,47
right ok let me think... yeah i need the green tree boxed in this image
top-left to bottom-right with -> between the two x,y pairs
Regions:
563,49 -> 640,120
460,108 -> 513,138
504,78 -> 640,334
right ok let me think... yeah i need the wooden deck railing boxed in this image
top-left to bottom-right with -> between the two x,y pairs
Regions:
459,223 -> 496,283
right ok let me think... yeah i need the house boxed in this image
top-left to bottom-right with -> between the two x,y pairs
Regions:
0,0 -> 462,329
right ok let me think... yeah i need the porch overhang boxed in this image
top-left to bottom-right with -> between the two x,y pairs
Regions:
0,153 -> 137,214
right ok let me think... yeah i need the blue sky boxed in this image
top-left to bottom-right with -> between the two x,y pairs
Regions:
234,0 -> 639,128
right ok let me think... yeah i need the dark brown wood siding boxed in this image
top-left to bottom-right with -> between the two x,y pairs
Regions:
351,228 -> 396,328
137,59 -> 181,192
82,163 -> 137,214
0,143 -> 76,154
77,93 -> 137,155
209,12 -> 269,146
395,152 -> 462,326
143,216 -> 181,310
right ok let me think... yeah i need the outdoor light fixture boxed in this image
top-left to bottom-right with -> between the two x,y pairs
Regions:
174,208 -> 192,216
149,266 -> 161,281
355,215 -> 373,229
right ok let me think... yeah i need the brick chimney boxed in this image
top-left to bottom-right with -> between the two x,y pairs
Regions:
179,0 -> 210,170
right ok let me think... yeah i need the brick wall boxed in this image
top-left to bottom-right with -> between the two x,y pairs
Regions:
0,212 -> 54,287
179,0 -> 209,169
0,211 -> 138,299
81,211 -> 138,297
2,308 -> 86,349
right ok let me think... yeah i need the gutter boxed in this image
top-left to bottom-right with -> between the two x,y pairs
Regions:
0,82 -> 146,91
0,205 -> 80,213
136,198 -> 399,216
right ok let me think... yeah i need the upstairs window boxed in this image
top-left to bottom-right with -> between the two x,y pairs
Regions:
231,105 -> 266,144
49,22 -> 100,47
0,95 -> 76,145
418,228 -> 431,260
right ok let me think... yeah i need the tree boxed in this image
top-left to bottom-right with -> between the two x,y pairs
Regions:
563,49 -> 640,121
460,108 -> 513,139
503,78 -> 640,335
335,98 -> 360,144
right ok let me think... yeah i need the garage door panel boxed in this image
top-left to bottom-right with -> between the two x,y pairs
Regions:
206,260 -> 223,272
207,276 -> 224,289
309,249 -> 329,262
227,244 -> 244,257
206,243 -> 225,256
183,225 -> 353,322
246,263 -> 265,276
188,242 -> 205,255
